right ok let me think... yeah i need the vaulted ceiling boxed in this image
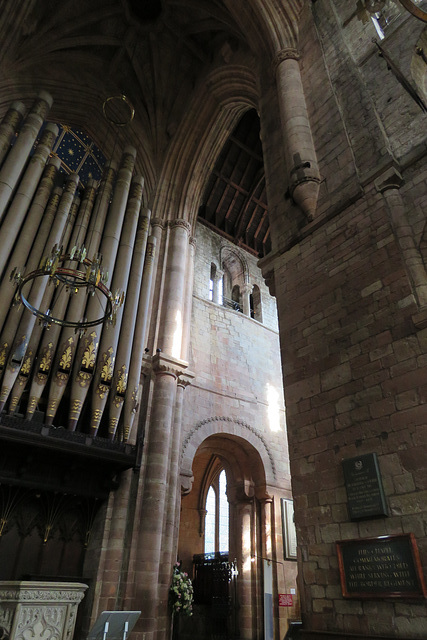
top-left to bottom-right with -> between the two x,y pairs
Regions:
0,0 -> 301,256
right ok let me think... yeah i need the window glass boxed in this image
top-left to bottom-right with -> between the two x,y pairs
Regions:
219,470 -> 229,553
205,487 -> 216,554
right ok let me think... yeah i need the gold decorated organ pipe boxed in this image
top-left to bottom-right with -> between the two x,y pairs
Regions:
7,192 -> 81,416
0,101 -> 26,167
25,181 -> 97,420
0,91 -> 53,223
0,156 -> 61,333
0,183 -> 62,376
68,145 -> 136,431
122,234 -> 157,442
0,123 -> 59,277
0,173 -> 79,413
44,163 -> 117,426
89,176 -> 144,436
107,207 -> 151,440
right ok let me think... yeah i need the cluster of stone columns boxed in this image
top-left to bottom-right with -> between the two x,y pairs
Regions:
0,93 -> 157,441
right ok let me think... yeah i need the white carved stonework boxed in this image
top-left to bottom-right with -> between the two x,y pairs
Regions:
0,582 -> 87,640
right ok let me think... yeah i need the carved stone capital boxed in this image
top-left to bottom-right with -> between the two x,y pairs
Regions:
169,218 -> 191,235
177,370 -> 195,388
150,217 -> 165,229
189,235 -> 197,248
272,47 -> 300,73
241,283 -> 253,296
152,352 -> 188,378
374,166 -> 404,193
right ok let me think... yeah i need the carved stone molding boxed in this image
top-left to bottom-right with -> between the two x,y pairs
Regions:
181,416 -> 277,480
0,582 -> 87,640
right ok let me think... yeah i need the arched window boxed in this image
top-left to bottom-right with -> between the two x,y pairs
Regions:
204,469 -> 229,554
250,284 -> 262,322
209,263 -> 216,301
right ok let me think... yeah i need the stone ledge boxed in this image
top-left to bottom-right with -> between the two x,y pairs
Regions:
412,307 -> 427,330
300,632 -> 423,640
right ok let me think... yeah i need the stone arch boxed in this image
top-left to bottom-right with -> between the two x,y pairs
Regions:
180,416 -> 277,488
152,63 -> 259,227
412,28 -> 427,104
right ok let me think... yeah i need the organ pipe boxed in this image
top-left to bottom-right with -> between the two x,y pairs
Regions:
25,181 -> 97,420
0,184 -> 63,377
89,175 -> 144,436
107,208 -> 151,440
43,164 -> 117,425
8,192 -> 82,416
0,173 -> 79,412
0,94 -> 154,439
0,91 -> 53,222
0,156 -> 61,332
0,123 -> 58,276
68,146 -> 137,431
0,101 -> 25,166
123,234 -> 157,441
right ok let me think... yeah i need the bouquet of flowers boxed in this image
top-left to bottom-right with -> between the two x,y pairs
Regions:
169,562 -> 194,616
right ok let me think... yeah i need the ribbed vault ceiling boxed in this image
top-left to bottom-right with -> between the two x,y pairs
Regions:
0,0 -> 299,255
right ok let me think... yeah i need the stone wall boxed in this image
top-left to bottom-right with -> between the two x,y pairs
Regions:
257,3 -> 427,637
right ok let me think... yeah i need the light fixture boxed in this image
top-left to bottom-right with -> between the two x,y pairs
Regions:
10,245 -> 124,329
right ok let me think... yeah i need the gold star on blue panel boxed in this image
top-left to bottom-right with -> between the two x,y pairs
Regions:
79,154 -> 104,185
55,130 -> 86,172
48,124 -> 106,187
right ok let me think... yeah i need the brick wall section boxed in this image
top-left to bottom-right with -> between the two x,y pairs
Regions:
183,223 -> 289,482
274,176 -> 427,635
193,222 -> 279,331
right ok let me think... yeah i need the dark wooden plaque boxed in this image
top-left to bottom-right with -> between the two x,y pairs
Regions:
342,452 -> 388,520
336,534 -> 427,599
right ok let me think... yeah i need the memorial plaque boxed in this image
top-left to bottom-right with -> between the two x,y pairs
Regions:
342,452 -> 388,520
336,534 -> 427,599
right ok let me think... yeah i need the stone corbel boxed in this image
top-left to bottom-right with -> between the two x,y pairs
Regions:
180,467 -> 194,496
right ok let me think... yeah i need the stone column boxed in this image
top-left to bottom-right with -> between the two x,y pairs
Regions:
181,235 -> 196,361
375,167 -> 427,310
158,220 -> 191,357
273,49 -> 321,221
213,268 -> 224,305
233,498 -> 256,640
0,91 -> 53,222
241,283 -> 253,317
133,219 -> 190,640
134,354 -> 185,640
